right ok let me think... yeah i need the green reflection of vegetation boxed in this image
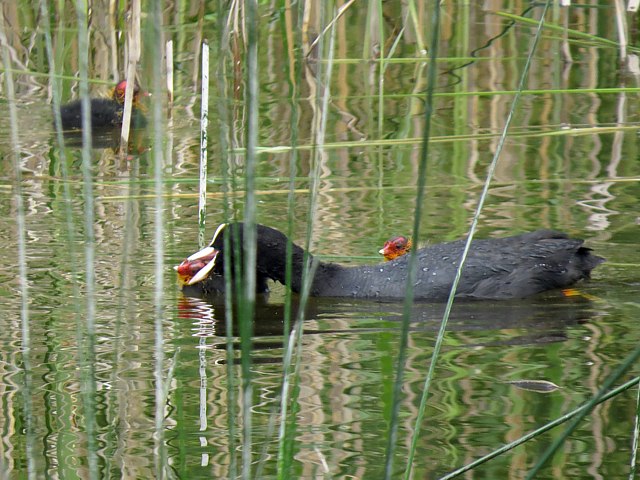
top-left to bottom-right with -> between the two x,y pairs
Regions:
1,1 -> 639,479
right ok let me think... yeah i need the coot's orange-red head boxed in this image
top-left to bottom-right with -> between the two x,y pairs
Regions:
174,249 -> 219,286
379,236 -> 412,261
112,80 -> 146,104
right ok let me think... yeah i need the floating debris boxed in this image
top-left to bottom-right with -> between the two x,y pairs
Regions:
506,379 -> 561,393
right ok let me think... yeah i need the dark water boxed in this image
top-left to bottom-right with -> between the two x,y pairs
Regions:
1,2 -> 640,479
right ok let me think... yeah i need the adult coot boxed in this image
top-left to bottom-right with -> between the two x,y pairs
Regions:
175,225 -> 270,296
59,80 -> 147,130
177,223 -> 604,301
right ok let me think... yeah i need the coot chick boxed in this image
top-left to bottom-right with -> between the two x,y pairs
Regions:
178,223 -> 604,301
59,80 -> 147,130
380,235 -> 412,261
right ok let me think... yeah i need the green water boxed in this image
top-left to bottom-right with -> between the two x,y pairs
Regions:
1,2 -> 640,479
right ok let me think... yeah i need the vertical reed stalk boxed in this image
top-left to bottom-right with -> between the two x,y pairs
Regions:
146,0 -> 168,477
108,0 -> 118,77
614,0 -> 628,60
0,19 -> 37,480
199,41 -> 210,249
405,2 -> 552,478
376,0 -> 384,137
630,383 -> 640,479
374,0 -> 385,216
274,0 -> 304,474
276,261 -> 318,479
215,2 -> 238,475
43,2 -> 79,267
73,0 -> 100,477
383,2 -> 441,478
42,3 -> 106,472
305,3 -> 334,252
121,0 -> 141,146
406,0 -> 426,52
280,0 -> 301,361
277,4 -> 338,478
40,2 -> 99,473
241,0 -> 260,477
173,0 -> 188,93
166,39 -> 174,106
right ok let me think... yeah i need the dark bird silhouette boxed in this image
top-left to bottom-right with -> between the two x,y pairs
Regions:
177,223 -> 604,301
59,80 -> 147,130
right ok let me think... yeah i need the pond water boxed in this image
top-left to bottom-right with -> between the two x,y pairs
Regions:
1,2 -> 640,479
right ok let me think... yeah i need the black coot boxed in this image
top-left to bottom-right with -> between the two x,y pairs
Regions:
59,80 -> 147,130
178,223 -> 604,301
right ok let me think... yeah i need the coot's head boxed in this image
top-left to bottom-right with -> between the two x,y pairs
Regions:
174,247 -> 219,286
112,80 -> 145,104
174,223 -> 231,287
379,235 -> 412,261
176,223 -> 297,289
177,223 -> 288,296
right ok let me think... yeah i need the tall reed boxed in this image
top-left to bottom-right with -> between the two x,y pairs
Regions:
198,41 -> 210,249
215,1 -> 239,475
149,8 -> 169,480
0,17 -> 37,480
240,0 -> 261,477
74,0 -> 100,476
383,0 -> 438,472
275,0 -> 306,476
405,1 -> 552,477
120,0 -> 141,146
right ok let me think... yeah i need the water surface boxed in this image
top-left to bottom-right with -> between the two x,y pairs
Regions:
1,2 -> 639,478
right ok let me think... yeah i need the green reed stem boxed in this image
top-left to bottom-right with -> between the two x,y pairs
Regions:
41,1 -> 102,474
405,2 -> 553,479
406,0 -> 426,52
277,260 -> 319,479
494,11 -> 621,48
147,0 -> 168,476
441,375 -> 640,479
216,2 -> 238,476
239,0 -> 260,477
281,0 -> 301,371
527,348 -> 640,477
74,0 -> 100,477
304,2 -> 335,255
43,0 -> 83,313
0,18 -> 37,480
275,0 -> 304,475
384,2 -> 440,479
376,0 -> 384,137
630,381 -> 640,479
279,3 -> 337,477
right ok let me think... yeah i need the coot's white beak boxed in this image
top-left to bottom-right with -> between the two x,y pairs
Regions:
174,223 -> 228,285
174,247 -> 219,285
186,246 -> 216,262
209,222 -> 228,246
187,249 -> 219,285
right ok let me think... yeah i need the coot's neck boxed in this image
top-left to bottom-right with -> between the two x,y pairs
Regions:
257,234 -> 318,293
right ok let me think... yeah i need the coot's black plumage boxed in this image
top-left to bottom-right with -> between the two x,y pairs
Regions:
59,80 -> 147,130
178,223 -> 603,301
